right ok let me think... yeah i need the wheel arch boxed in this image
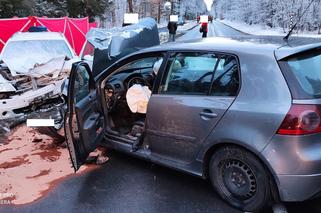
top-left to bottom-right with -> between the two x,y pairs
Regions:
201,142 -> 281,202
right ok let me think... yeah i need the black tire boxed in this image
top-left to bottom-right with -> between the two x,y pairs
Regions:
209,146 -> 272,212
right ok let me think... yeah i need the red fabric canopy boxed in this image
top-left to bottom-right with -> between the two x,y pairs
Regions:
0,16 -> 97,55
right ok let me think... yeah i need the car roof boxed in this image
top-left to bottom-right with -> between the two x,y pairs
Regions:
140,35 -> 321,60
9,32 -> 66,41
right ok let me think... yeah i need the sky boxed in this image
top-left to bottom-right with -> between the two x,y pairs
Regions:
203,0 -> 213,11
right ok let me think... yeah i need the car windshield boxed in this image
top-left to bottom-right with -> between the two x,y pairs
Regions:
286,49 -> 321,98
2,39 -> 73,60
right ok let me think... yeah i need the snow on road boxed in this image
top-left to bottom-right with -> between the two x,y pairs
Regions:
177,23 -> 202,41
177,21 -> 246,41
221,19 -> 321,38
159,21 -> 198,43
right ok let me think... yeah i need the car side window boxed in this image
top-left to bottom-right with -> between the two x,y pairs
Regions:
120,57 -> 159,71
211,55 -> 239,96
74,65 -> 90,103
159,53 -> 218,95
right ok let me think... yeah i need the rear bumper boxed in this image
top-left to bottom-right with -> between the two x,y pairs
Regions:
275,174 -> 321,201
262,134 -> 321,201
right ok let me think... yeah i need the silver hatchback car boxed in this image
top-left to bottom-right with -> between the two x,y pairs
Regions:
65,36 -> 321,212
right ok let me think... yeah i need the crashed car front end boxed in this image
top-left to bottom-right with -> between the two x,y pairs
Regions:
0,57 -> 72,130
0,76 -> 65,119
0,35 -> 79,132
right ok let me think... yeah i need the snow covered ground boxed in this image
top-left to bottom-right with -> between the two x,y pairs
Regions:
158,20 -> 197,31
177,21 -> 198,31
159,21 -> 198,43
221,19 -> 321,38
157,22 -> 167,29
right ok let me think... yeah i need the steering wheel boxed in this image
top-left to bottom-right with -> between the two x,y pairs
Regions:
127,76 -> 150,88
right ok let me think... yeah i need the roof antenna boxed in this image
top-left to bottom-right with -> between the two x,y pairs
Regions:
283,0 -> 315,41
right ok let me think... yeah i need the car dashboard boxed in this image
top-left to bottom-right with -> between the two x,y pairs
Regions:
104,67 -> 154,111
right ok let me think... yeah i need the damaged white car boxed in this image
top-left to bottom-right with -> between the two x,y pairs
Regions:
0,32 -> 79,131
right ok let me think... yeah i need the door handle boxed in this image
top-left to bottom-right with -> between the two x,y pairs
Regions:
199,110 -> 218,119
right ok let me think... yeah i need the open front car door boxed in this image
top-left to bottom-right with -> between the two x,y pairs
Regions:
65,62 -> 103,171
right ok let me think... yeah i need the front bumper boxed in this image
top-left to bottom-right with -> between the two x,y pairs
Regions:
262,134 -> 321,202
0,81 -> 63,120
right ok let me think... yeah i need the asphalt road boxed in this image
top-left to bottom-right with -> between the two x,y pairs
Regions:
177,20 -> 245,41
0,151 -> 242,213
1,21 -> 321,213
1,150 -> 320,213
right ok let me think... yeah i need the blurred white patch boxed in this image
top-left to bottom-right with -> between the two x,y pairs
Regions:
170,15 -> 178,22
124,13 -> 139,24
200,15 -> 208,23
27,119 -> 54,127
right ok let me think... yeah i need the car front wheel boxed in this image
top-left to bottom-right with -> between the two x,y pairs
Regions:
209,146 -> 273,212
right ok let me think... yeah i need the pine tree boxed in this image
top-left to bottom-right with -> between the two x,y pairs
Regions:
0,0 -> 33,18
34,0 -> 68,17
67,0 -> 112,22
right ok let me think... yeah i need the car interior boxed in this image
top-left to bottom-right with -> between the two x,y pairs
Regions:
101,55 -> 164,147
99,52 -> 239,149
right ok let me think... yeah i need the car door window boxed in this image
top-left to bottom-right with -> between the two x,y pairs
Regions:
70,64 -> 92,141
211,55 -> 239,96
74,65 -> 91,103
120,57 -> 160,71
159,53 -> 218,95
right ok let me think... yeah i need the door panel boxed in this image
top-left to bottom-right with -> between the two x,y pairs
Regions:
146,95 -> 234,163
65,62 -> 103,171
75,92 -> 103,151
146,53 -> 240,164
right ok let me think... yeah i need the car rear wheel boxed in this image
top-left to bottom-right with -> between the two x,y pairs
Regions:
209,146 -> 272,212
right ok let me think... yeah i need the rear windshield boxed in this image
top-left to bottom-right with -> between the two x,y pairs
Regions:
282,49 -> 321,99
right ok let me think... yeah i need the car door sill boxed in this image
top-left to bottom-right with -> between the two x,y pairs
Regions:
102,139 -> 204,178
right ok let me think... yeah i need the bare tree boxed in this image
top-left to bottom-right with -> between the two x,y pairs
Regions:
127,0 -> 133,13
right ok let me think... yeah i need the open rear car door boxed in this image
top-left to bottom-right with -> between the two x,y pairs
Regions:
65,62 -> 103,171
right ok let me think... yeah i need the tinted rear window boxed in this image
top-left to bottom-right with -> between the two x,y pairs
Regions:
282,49 -> 321,99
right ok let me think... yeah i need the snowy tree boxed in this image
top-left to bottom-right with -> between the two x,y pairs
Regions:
0,0 -> 33,18
211,0 -> 321,33
34,0 -> 67,17
67,0 -> 112,22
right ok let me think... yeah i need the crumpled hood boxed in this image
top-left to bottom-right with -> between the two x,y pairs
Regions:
86,17 -> 159,57
0,74 -> 16,93
2,55 -> 66,78
87,17 -> 160,77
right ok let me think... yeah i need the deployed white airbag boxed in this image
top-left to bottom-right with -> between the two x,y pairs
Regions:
126,84 -> 151,114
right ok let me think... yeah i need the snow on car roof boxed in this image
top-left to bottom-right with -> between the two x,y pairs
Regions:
9,32 -> 66,41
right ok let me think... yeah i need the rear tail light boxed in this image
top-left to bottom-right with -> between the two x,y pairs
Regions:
277,104 -> 321,135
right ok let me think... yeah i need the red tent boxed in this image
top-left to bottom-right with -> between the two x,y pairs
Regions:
0,16 -> 97,55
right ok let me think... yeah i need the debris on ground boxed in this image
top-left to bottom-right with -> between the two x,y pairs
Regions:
86,146 -> 109,165
0,124 -> 97,205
